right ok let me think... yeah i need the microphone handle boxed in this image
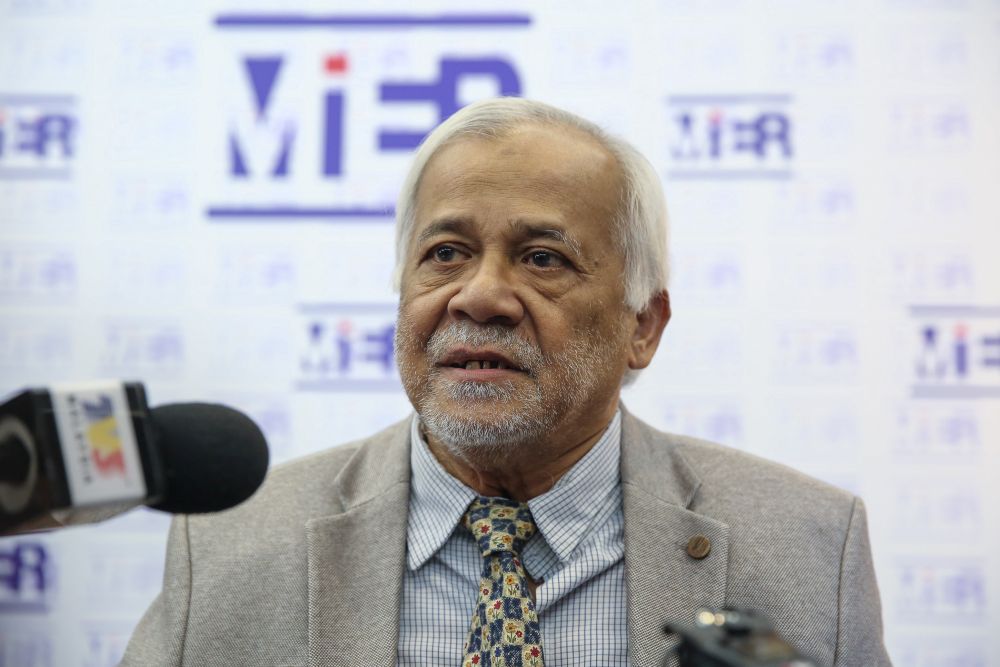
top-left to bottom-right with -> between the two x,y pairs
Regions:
0,434 -> 30,484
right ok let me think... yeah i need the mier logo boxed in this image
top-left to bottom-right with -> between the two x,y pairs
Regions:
229,55 -> 520,180
667,94 -> 793,179
101,322 -> 185,375
208,12 -> 528,221
911,305 -> 1000,398
296,303 -> 398,392
0,541 -> 52,613
0,94 -> 77,179
895,558 -> 986,621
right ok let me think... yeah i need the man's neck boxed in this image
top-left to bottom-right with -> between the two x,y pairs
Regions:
422,404 -> 619,502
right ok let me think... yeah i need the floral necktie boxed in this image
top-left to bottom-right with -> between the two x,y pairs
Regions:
462,496 -> 544,667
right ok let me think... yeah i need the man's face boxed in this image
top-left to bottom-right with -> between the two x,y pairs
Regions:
395,124 -> 633,457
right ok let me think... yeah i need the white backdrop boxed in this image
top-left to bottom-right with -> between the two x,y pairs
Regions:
1,1 -> 999,665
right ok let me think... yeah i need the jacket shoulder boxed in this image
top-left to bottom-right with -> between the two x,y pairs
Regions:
669,431 -> 856,518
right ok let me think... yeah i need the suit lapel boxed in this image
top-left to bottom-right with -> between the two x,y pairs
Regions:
620,409 -> 730,667
306,420 -> 411,667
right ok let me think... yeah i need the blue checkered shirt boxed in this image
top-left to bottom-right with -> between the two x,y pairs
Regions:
398,411 -> 629,666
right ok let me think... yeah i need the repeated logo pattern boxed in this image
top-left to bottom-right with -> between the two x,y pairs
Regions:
462,497 -> 543,667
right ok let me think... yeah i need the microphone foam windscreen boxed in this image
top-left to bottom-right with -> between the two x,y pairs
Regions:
148,403 -> 269,514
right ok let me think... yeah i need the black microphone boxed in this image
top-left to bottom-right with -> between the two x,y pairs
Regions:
0,381 -> 269,535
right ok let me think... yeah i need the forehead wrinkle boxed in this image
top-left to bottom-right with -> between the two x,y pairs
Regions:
418,129 -> 621,209
433,170 -> 566,203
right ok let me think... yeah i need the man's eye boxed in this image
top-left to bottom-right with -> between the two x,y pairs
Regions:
433,246 -> 459,262
526,251 -> 566,269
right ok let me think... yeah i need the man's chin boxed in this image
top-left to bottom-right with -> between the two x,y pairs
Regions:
418,400 -> 547,452
425,401 -> 534,426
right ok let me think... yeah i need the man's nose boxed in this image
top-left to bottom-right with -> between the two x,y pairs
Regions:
447,257 -> 525,326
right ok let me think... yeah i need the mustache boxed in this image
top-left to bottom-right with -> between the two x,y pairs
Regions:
425,321 -> 545,373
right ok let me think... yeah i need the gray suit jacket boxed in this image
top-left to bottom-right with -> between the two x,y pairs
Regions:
121,409 -> 891,667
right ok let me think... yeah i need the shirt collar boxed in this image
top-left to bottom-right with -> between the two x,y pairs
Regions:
406,416 -> 476,570
526,411 -> 621,563
405,410 -> 622,570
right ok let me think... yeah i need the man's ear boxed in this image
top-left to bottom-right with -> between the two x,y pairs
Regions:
626,290 -> 671,371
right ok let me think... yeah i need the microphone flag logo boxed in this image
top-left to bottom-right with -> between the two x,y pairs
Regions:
50,381 -> 146,506
82,395 -> 127,477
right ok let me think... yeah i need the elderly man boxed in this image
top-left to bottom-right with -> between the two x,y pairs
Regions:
121,99 -> 891,667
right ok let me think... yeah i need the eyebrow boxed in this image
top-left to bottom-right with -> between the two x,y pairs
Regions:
507,219 -> 583,257
416,218 -> 472,246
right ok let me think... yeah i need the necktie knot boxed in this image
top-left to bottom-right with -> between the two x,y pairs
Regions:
463,496 -> 537,557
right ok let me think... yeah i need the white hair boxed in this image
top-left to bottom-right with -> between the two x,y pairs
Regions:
391,97 -> 669,312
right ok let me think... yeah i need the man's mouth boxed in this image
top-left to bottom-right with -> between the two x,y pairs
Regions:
447,359 -> 516,371
436,350 -> 525,373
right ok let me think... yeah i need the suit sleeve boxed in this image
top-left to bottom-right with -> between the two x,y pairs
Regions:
834,497 -> 893,666
118,515 -> 192,667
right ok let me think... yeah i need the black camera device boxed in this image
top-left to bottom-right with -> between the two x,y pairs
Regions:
664,608 -> 817,667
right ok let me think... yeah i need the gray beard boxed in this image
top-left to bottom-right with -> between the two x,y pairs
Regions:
396,320 -> 605,464
418,377 -> 549,459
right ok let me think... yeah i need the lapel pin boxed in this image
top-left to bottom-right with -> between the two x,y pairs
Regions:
686,535 -> 711,559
